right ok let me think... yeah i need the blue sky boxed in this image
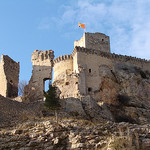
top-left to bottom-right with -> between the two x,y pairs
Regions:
0,0 -> 150,83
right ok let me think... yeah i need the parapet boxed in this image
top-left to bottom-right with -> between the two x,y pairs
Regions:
73,46 -> 150,64
31,50 -> 54,64
53,54 -> 73,64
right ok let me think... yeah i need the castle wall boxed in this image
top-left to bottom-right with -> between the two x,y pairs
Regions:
0,55 -> 19,97
72,52 -> 79,73
74,32 -> 110,53
76,49 -> 112,95
53,55 -> 73,82
24,50 -> 54,102
53,55 -> 79,99
85,32 -> 110,53
73,47 -> 150,98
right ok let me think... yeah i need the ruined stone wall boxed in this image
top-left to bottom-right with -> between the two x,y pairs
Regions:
0,55 -> 19,97
74,33 -> 85,48
24,50 -> 54,102
74,32 -> 110,53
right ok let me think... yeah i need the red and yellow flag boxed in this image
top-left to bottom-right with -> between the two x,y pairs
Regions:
78,23 -> 85,29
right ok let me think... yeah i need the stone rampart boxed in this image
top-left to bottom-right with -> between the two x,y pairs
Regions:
73,46 -> 150,70
53,54 -> 73,64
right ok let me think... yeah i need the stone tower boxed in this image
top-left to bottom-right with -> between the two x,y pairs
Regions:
74,32 -> 110,53
24,50 -> 54,102
0,55 -> 19,98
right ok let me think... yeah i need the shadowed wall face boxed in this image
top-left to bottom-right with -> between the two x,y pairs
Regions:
0,55 -> 19,97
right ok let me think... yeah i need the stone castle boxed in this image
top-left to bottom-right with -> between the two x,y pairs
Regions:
0,32 -> 150,101
53,32 -> 150,100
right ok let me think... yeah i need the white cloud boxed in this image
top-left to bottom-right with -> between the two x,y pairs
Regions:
37,17 -> 53,30
39,0 -> 150,59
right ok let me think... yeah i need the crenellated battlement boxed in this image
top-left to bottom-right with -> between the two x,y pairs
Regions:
73,46 -> 150,64
31,50 -> 54,63
53,54 -> 73,64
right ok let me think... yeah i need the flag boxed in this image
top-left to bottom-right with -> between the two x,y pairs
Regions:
78,23 -> 85,29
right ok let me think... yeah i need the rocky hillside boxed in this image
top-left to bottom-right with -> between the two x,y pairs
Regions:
0,94 -> 43,127
97,64 -> 150,124
0,118 -> 150,150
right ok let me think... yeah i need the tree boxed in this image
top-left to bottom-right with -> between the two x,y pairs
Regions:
43,82 -> 61,123
18,80 -> 27,96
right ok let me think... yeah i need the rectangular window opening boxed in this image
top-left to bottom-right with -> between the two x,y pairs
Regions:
88,87 -> 92,92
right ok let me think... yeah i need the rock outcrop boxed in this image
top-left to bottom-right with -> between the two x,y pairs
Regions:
98,64 -> 150,124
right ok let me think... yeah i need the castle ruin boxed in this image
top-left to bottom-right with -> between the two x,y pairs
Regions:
0,55 -> 19,98
1,32 -> 150,102
23,50 -> 54,102
53,32 -> 150,100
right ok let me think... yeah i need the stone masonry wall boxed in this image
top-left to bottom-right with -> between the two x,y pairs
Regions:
74,32 -> 110,53
53,55 -> 79,99
73,46 -> 150,98
53,55 -> 73,82
24,50 -> 54,102
0,55 -> 19,97
53,45 -> 150,99
73,47 -> 150,71
74,33 -> 85,48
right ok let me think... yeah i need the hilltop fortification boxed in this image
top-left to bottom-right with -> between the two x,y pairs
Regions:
53,32 -> 150,99
21,32 -> 150,103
